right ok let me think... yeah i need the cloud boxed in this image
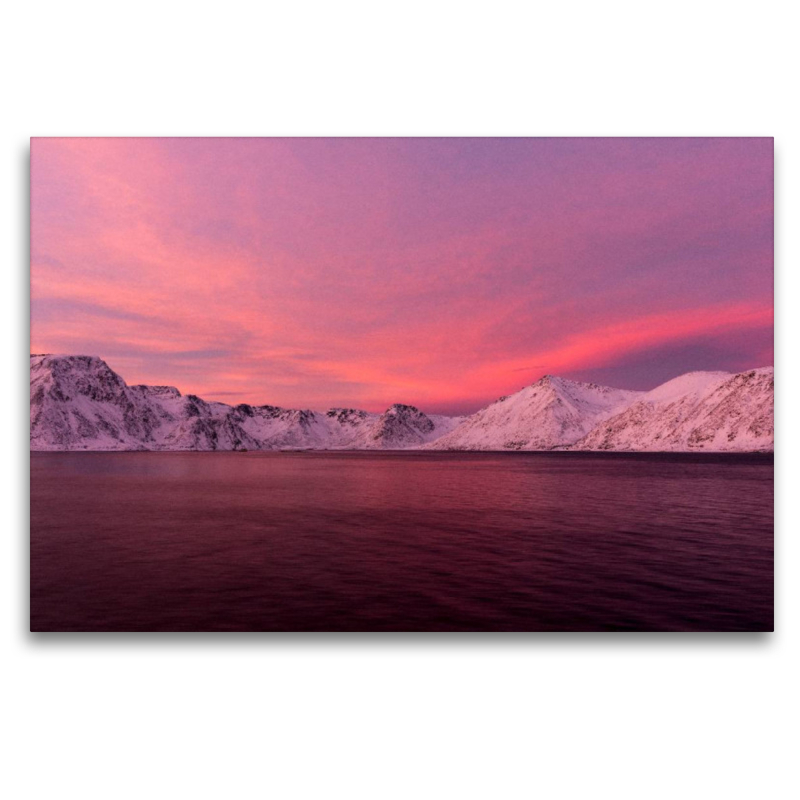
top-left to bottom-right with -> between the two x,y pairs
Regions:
30,137 -> 773,414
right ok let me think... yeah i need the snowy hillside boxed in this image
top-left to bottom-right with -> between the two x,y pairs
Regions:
573,368 -> 774,452
30,355 -> 461,451
427,375 -> 643,451
30,355 -> 773,452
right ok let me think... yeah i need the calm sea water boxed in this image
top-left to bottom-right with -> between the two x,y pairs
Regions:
30,451 -> 773,632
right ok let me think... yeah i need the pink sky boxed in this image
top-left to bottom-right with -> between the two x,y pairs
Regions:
30,138 -> 773,415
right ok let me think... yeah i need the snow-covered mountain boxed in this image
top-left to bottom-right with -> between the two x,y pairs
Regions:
30,355 -> 461,451
426,375 -> 643,451
573,367 -> 774,452
30,355 -> 774,452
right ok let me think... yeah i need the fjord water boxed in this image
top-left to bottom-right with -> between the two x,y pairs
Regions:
30,451 -> 773,631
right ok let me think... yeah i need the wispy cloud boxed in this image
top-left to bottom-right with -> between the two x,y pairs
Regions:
31,137 -> 773,414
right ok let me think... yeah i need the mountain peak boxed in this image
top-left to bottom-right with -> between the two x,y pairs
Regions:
429,374 -> 644,451
384,403 -> 422,416
372,403 -> 435,443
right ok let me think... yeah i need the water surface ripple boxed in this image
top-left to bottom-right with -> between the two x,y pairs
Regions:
30,451 -> 774,631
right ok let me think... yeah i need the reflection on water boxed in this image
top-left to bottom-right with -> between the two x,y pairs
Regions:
30,451 -> 773,631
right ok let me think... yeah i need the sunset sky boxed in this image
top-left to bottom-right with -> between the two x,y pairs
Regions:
30,137 -> 773,415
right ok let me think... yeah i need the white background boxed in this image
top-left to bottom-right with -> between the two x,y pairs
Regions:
2,2 -> 797,798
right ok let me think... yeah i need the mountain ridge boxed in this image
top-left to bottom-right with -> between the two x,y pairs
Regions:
30,354 -> 773,452
572,367 -> 773,452
29,354 -> 462,451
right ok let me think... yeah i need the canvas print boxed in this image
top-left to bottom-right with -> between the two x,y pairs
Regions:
29,138 -> 773,632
